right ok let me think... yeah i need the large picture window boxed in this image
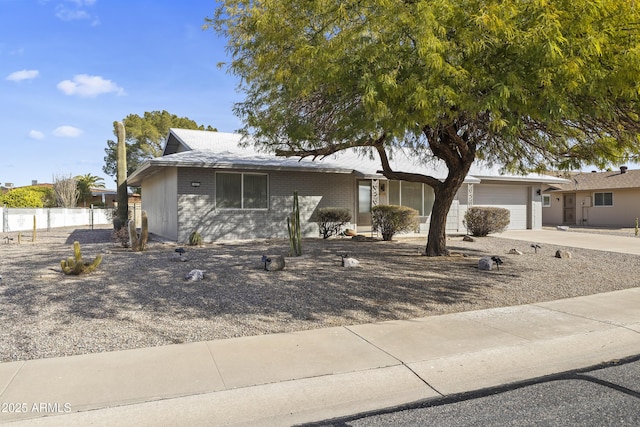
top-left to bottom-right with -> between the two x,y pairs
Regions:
593,192 -> 613,207
386,180 -> 434,216
216,172 -> 268,209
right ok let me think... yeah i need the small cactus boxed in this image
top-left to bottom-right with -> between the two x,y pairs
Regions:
61,241 -> 102,275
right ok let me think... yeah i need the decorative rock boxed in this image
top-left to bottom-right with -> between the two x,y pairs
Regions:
261,255 -> 285,271
463,235 -> 475,242
184,269 -> 204,281
508,249 -> 523,255
555,250 -> 572,259
478,256 -> 493,271
171,254 -> 188,262
344,229 -> 357,237
341,254 -> 360,267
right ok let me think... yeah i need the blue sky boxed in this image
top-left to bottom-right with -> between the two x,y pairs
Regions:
1,0 -> 241,188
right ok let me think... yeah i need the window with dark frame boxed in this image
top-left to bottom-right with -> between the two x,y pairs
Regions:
216,172 -> 268,209
593,192 -> 613,206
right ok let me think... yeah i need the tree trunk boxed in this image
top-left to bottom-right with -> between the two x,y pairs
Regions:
425,177 -> 463,256
423,127 -> 476,256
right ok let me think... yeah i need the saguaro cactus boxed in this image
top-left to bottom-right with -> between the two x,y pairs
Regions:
287,191 -> 302,256
61,241 -> 102,275
115,121 -> 128,230
128,210 -> 149,251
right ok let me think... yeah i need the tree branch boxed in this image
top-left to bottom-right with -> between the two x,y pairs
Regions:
275,134 -> 386,160
375,144 -> 444,189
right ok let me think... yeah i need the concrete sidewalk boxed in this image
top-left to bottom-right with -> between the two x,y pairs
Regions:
1,286 -> 640,426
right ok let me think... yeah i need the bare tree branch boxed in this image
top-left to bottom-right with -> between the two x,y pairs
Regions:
52,174 -> 78,208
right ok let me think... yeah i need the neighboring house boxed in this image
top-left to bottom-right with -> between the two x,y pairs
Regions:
542,166 -> 640,227
127,128 -> 568,242
84,188 -> 140,208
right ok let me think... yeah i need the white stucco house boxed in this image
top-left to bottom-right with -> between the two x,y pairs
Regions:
127,129 -> 568,242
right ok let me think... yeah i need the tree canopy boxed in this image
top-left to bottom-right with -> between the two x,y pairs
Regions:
211,0 -> 640,255
103,110 -> 217,178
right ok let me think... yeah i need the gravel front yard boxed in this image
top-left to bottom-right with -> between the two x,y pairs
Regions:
1,225 -> 638,362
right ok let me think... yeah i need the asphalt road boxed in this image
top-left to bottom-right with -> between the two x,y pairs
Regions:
305,355 -> 640,427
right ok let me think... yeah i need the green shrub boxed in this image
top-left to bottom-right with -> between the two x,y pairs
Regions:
188,230 -> 203,246
0,188 -> 45,207
312,207 -> 352,239
463,206 -> 511,236
371,205 -> 419,241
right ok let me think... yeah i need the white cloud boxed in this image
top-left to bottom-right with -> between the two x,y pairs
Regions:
57,74 -> 125,97
55,6 -> 90,21
6,69 -> 39,82
28,130 -> 45,140
54,0 -> 98,23
53,126 -> 83,138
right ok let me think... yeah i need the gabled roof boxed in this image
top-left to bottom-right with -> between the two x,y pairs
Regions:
548,168 -> 640,192
128,128 -> 569,187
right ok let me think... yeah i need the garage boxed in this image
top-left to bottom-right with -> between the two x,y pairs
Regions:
473,184 -> 529,230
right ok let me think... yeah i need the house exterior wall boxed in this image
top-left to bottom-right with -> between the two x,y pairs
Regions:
543,188 -> 640,227
570,189 -> 638,227
542,190 -> 564,225
141,167 -> 178,240
175,168 -> 355,242
585,188 -> 640,227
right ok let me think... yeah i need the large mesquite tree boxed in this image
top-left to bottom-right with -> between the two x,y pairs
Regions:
210,0 -> 640,256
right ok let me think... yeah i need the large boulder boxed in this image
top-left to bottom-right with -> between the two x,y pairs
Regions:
261,255 -> 286,271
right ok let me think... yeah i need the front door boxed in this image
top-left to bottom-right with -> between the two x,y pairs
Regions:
357,180 -> 372,227
563,193 -> 576,224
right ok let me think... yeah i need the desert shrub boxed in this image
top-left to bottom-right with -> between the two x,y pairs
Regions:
189,230 -> 203,245
463,206 -> 510,236
371,205 -> 419,241
112,226 -> 130,247
312,207 -> 352,239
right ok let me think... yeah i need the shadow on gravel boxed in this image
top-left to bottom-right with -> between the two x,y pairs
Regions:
65,228 -> 113,245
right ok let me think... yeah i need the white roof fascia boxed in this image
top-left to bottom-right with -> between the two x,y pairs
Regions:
473,174 -> 571,184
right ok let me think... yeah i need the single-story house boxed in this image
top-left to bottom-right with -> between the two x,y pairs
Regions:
542,166 -> 640,227
127,128 -> 569,242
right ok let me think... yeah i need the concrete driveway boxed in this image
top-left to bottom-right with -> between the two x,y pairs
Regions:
496,229 -> 640,255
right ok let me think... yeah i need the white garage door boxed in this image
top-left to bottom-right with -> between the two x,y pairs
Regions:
473,184 -> 528,229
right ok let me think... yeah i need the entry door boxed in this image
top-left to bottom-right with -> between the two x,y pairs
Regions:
358,180 -> 372,226
563,193 -> 576,224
